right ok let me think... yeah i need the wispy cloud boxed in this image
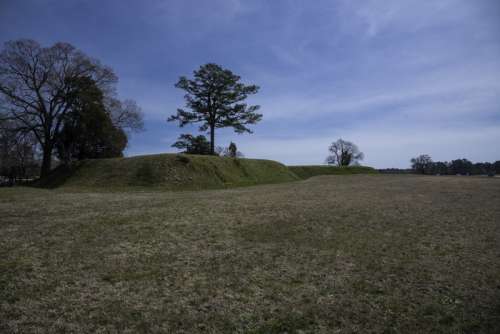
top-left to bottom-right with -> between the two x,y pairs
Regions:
339,0 -> 476,38
2,0 -> 499,167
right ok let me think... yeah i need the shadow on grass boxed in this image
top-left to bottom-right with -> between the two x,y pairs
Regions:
31,163 -> 82,189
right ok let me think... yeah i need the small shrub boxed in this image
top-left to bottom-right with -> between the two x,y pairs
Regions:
176,154 -> 190,164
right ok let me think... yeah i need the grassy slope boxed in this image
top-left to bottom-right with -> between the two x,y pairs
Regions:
289,165 -> 377,179
37,154 -> 299,190
1,175 -> 499,333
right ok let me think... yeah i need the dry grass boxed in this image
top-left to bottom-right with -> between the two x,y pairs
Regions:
288,165 -> 377,178
36,154 -> 298,191
1,175 -> 499,333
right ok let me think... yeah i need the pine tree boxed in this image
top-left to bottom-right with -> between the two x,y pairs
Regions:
168,63 -> 262,154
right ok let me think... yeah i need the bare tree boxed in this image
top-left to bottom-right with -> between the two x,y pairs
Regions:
326,139 -> 364,166
106,98 -> 144,133
0,119 -> 39,182
0,39 -> 141,178
410,154 -> 433,174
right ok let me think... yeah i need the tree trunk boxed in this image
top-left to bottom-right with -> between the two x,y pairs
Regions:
210,124 -> 215,155
40,144 -> 53,179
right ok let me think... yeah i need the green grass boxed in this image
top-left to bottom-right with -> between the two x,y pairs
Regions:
1,174 -> 499,333
288,165 -> 377,179
36,153 -> 299,191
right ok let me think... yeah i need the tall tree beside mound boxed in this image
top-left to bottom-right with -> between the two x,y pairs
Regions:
326,139 -> 364,166
56,76 -> 128,162
0,39 -> 143,178
168,63 -> 262,155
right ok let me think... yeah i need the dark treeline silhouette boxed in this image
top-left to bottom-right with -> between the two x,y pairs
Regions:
410,154 -> 499,176
378,168 -> 413,174
0,39 -> 144,183
0,124 -> 39,184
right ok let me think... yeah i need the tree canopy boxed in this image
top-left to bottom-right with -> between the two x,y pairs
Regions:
0,39 -> 143,178
410,154 -> 433,174
168,63 -> 262,154
56,76 -> 127,162
172,134 -> 211,155
326,139 -> 364,166
410,155 -> 498,176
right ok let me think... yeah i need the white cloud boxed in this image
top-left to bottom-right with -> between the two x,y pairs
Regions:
254,59 -> 500,122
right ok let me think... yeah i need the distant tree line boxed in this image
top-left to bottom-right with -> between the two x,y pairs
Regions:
410,154 -> 499,176
0,39 -> 144,184
378,168 -> 413,174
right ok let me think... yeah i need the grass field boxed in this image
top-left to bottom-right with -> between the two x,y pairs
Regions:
36,154 -> 299,191
288,165 -> 377,179
1,175 -> 500,333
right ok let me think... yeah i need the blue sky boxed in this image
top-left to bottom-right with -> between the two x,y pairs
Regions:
1,0 -> 499,167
